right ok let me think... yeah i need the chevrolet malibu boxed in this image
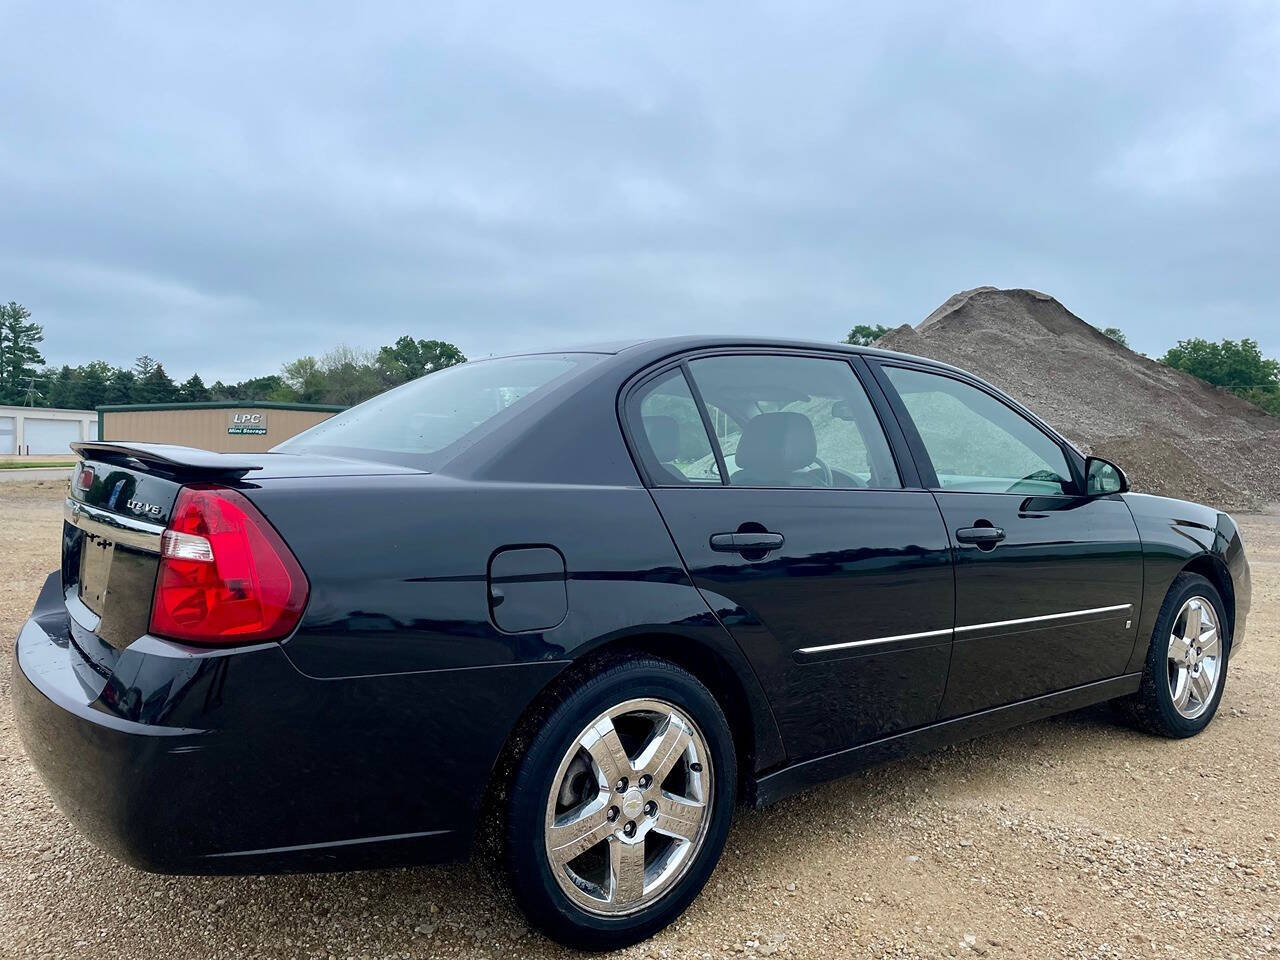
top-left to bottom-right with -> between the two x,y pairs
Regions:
13,338 -> 1250,949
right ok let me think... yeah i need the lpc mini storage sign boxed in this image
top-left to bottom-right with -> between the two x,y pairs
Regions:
228,412 -> 268,436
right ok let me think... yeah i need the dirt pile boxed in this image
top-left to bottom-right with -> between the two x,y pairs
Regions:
879,287 -> 1280,510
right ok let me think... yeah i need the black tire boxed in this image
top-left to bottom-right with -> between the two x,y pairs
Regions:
1124,572 -> 1230,738
504,655 -> 736,950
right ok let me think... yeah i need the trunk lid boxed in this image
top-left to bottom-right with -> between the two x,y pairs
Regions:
62,443 -> 419,661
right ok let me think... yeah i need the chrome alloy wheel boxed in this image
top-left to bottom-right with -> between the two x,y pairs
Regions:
1167,596 -> 1223,720
543,698 -> 713,916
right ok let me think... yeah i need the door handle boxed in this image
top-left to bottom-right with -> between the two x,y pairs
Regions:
955,524 -> 1006,547
710,531 -> 785,553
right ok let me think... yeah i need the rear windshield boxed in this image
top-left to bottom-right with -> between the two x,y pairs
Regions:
276,353 -> 602,469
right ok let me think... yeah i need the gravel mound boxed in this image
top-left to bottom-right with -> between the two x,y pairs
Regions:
879,287 -> 1280,510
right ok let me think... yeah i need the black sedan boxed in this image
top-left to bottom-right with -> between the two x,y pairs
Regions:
13,337 -> 1251,949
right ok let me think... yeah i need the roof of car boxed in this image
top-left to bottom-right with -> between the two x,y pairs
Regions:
499,335 -> 935,364
481,334 -> 973,385
607,335 -> 955,370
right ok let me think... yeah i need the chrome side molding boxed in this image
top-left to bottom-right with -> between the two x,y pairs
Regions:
953,603 -> 1132,634
797,627 -> 952,657
796,603 -> 1134,659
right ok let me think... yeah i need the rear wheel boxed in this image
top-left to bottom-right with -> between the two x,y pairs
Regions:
1125,572 -> 1230,738
504,656 -> 736,950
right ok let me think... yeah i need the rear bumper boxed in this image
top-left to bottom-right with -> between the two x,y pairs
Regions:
13,572 -> 565,874
14,617 -> 256,871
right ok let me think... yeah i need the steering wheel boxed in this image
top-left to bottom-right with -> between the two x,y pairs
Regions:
809,456 -> 833,487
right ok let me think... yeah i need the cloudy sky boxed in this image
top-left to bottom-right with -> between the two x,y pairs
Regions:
2,2 -> 1277,383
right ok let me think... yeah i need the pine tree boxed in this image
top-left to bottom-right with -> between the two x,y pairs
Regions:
106,369 -> 137,405
178,372 -> 211,402
136,363 -> 179,403
208,379 -> 236,401
0,302 -> 46,403
47,365 -> 77,408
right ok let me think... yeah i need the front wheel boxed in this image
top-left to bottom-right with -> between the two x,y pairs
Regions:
1124,572 -> 1230,738
504,656 -> 737,950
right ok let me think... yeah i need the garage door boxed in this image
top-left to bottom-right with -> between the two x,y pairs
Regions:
0,417 -> 14,455
22,418 -> 81,455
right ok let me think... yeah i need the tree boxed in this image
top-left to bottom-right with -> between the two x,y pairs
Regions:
72,361 -> 114,410
419,339 -> 466,374
842,324 -> 890,347
135,363 -> 179,403
318,345 -> 382,405
1160,338 -> 1279,391
1240,387 -> 1280,416
46,365 -> 77,408
3,325 -> 461,410
375,336 -> 466,387
281,355 -> 325,402
0,301 -> 46,403
279,345 -> 406,405
1100,327 -> 1129,347
1161,337 -> 1280,416
178,372 -> 211,403
224,374 -> 288,402
106,368 -> 137,405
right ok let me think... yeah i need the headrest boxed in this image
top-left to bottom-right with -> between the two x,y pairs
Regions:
734,412 -> 816,473
643,415 -> 681,462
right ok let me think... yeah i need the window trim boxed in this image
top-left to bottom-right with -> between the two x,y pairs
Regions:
679,361 -> 731,485
867,358 -> 1086,497
623,364 -> 727,487
619,347 -> 919,491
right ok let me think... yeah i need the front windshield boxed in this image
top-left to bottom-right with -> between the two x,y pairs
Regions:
276,353 -> 602,469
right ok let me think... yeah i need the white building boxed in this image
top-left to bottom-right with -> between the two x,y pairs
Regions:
0,405 -> 98,456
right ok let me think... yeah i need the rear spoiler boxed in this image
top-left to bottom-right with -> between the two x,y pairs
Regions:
70,442 -> 263,478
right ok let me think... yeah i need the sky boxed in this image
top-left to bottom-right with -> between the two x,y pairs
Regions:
2,1 -> 1278,384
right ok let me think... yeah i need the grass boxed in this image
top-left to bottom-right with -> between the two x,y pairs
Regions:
0,461 -> 75,470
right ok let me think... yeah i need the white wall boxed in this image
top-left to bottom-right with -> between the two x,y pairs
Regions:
0,405 -> 97,456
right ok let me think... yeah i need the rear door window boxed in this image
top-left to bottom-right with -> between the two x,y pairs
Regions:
683,355 -> 901,489
629,369 -> 724,484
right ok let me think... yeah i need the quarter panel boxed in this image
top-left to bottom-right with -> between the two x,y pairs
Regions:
242,473 -> 787,773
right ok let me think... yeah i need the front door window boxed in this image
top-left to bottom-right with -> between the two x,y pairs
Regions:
883,366 -> 1072,495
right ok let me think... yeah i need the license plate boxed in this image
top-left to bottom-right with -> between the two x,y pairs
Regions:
79,537 -> 115,616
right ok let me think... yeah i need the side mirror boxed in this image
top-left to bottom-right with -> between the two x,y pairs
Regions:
1085,456 -> 1128,496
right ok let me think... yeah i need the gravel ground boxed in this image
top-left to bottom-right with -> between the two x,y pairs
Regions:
2,480 -> 1276,960
0,468 -> 73,485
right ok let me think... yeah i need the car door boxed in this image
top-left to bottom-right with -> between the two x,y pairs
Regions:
870,360 -> 1144,718
625,351 -> 955,763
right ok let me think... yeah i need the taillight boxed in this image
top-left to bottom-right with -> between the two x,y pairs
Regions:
150,484 -> 308,645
